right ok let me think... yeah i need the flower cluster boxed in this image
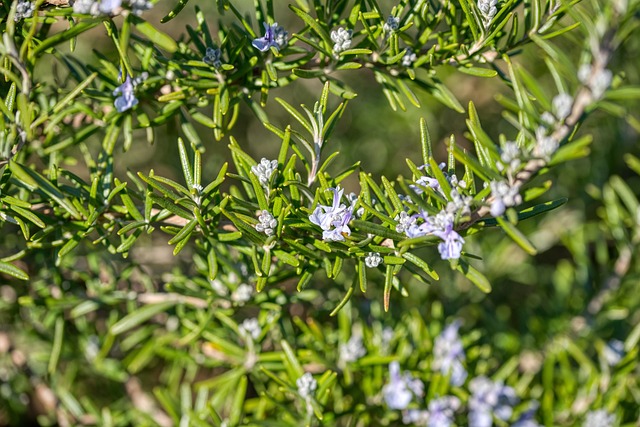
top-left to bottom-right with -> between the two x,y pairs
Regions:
552,93 -> 574,121
402,396 -> 461,427
398,210 -> 465,260
238,318 -> 261,340
496,141 -> 522,174
477,0 -> 498,28
231,283 -> 253,304
383,361 -> 424,410
432,321 -> 467,386
113,76 -> 137,113
14,0 -> 35,21
489,180 -> 522,217
331,27 -> 353,54
402,48 -> 417,67
383,15 -> 400,33
251,158 -> 278,189
203,47 -> 222,68
365,252 -> 382,268
469,376 -> 518,427
578,64 -> 613,99
339,334 -> 366,363
252,22 -> 288,52
255,210 -> 277,236
296,373 -> 317,399
309,186 -> 353,242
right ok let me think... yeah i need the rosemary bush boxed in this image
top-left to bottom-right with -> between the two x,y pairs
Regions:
1,0 -> 639,425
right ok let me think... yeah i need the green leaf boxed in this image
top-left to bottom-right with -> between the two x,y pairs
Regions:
228,375 -> 247,426
549,135 -> 592,166
161,0 -> 190,22
289,5 -> 333,50
456,259 -> 491,293
177,138 -> 193,189
496,217 -> 537,255
0,260 -> 29,280
9,162 -> 82,219
457,66 -> 498,78
402,252 -> 439,280
481,198 -> 567,226
110,301 -> 176,335
33,21 -> 100,55
131,16 -> 177,53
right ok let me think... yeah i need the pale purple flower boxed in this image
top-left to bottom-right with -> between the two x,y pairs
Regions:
252,22 -> 288,52
405,210 -> 465,260
434,220 -> 465,260
395,211 -> 417,234
469,376 -> 518,427
309,186 -> 353,242
432,321 -> 467,386
411,175 -> 441,195
113,76 -> 138,113
383,361 -> 424,410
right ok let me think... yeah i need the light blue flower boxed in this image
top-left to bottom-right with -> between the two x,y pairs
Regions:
383,361 -> 423,410
469,376 -> 518,427
113,76 -> 138,113
434,222 -> 465,260
309,186 -> 353,242
404,210 -> 465,260
252,22 -> 288,52
432,321 -> 467,386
